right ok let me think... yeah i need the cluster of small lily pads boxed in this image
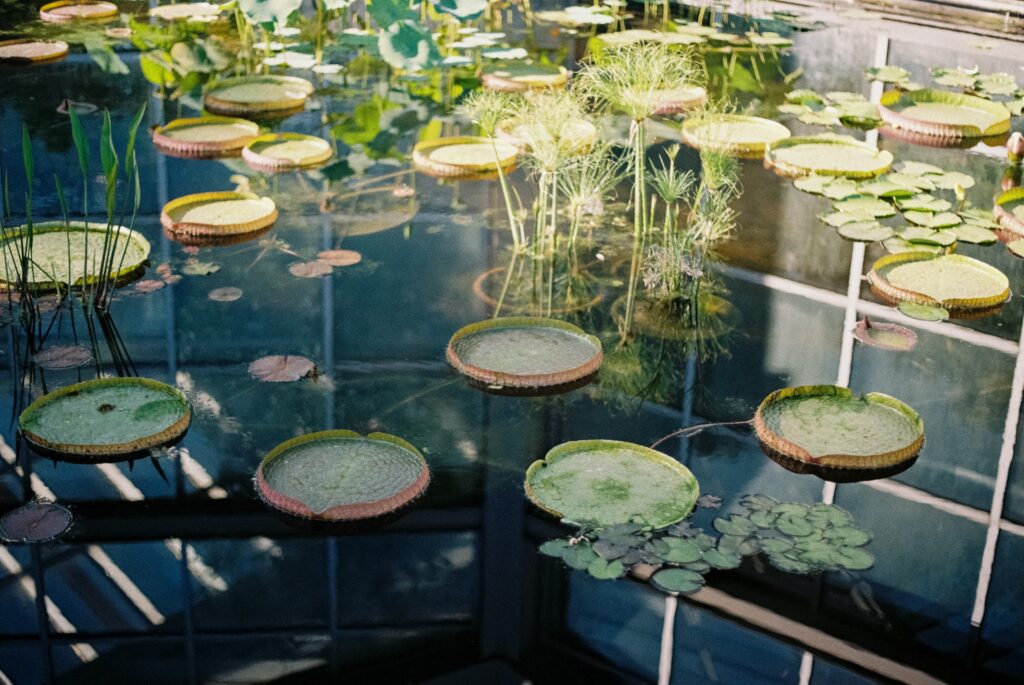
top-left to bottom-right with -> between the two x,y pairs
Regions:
539,495 -> 874,595
795,161 -> 1000,252
780,89 -> 881,129
865,64 -> 1023,114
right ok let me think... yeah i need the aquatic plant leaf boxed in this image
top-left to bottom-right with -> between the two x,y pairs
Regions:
539,539 -> 569,557
903,211 -> 961,229
248,355 -> 315,382
856,180 -> 914,199
898,301 -> 949,321
702,547 -> 742,570
84,39 -> 129,75
717,533 -> 760,556
289,260 -> 333,278
819,211 -> 875,227
317,249 -> 362,266
832,546 -> 874,570
562,543 -> 598,570
897,226 -> 957,246
661,537 -> 702,563
833,196 -> 896,218
898,161 -> 944,177
431,0 -> 487,20
776,515 -> 814,537
838,221 -> 893,242
0,501 -> 73,543
823,526 -> 871,546
822,179 -> 860,200
651,568 -> 705,594
593,538 -> 632,560
741,494 -> 780,511
134,279 -> 166,293
182,261 -> 220,276
767,552 -> 812,574
853,318 -> 917,352
758,538 -> 794,554
208,286 -> 242,302
865,65 -> 910,84
931,171 -> 975,190
713,515 -> 757,537
34,345 -> 92,370
895,194 -> 950,212
793,174 -> 831,194
749,509 -> 779,528
1008,239 -> 1024,259
379,20 -> 440,73
951,223 -> 996,245
236,0 -> 302,26
696,494 -> 722,509
807,503 -> 852,528
587,558 -> 626,580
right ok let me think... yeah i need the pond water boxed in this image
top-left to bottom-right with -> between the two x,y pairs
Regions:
1,1 -> 1023,684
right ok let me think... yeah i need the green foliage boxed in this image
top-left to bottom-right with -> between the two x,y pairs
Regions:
431,0 -> 487,20
237,0 -> 303,27
84,39 -> 129,76
538,495 -> 875,594
378,20 -> 439,72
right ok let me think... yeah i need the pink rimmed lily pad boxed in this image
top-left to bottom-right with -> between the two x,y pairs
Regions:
853,317 -> 917,352
317,249 -> 362,267
289,260 -> 333,278
0,501 -> 73,543
249,355 -> 316,382
34,345 -> 93,370
208,286 -> 243,302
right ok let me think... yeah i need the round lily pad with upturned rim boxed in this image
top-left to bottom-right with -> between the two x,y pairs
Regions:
413,136 -> 518,180
867,252 -> 1010,313
161,191 -> 278,237
480,62 -> 569,92
242,133 -> 333,171
149,2 -> 221,20
653,86 -> 707,115
754,385 -> 924,471
879,89 -> 1011,140
525,439 -> 700,528
994,187 -> 1024,238
0,39 -> 69,64
255,430 -> 430,521
39,0 -> 117,22
681,115 -> 790,159
0,221 -> 150,291
151,117 -> 260,158
19,377 -> 192,462
766,135 -> 893,178
203,75 -> 314,117
447,316 -> 603,389
0,501 -> 73,543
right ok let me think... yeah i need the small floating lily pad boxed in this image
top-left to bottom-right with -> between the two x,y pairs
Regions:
39,0 -> 117,22
256,430 -> 430,521
525,439 -> 699,528
149,2 -> 221,20
480,62 -> 569,92
413,136 -> 518,180
0,501 -> 73,543
868,252 -> 1010,312
242,133 -> 333,171
681,115 -> 790,158
0,39 -> 69,64
880,89 -> 1011,140
446,317 -> 602,389
249,355 -> 315,382
766,135 -> 893,178
161,192 -> 278,237
203,75 -> 314,118
852,318 -> 917,351
754,385 -> 924,470
151,117 -> 260,158
34,345 -> 93,370
0,221 -> 150,290
19,377 -> 191,462
838,221 -> 893,242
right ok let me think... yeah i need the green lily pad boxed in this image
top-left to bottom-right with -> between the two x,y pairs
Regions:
755,385 -> 924,470
880,89 -> 1011,138
865,65 -> 910,84
525,440 -> 699,528
651,567 -> 705,594
256,430 -> 430,521
702,547 -> 742,569
833,196 -> 896,218
870,253 -> 1010,311
904,211 -> 961,229
838,222 -> 893,242
19,377 -> 191,462
1008,239 -> 1024,259
820,211 -> 875,227
898,301 -> 949,321
681,115 -> 791,158
951,223 -> 997,245
831,546 -> 874,570
767,135 -> 893,178
0,221 -> 150,290
379,20 -> 440,73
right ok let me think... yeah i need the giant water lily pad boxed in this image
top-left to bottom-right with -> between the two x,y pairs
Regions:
447,317 -> 602,389
19,377 -> 192,462
256,430 -> 430,521
994,188 -> 1024,238
755,385 -> 923,470
868,252 -> 1010,313
766,135 -> 893,178
880,89 -> 1011,140
161,192 -> 278,237
413,136 -> 517,180
150,2 -> 221,19
152,117 -> 260,158
681,115 -> 790,159
480,62 -> 569,92
526,440 -> 699,528
203,75 -> 314,117
39,0 -> 117,22
653,86 -> 707,115
242,133 -> 333,171
0,39 -> 69,64
0,222 -> 150,290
